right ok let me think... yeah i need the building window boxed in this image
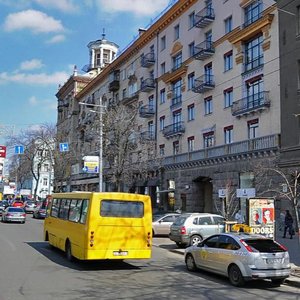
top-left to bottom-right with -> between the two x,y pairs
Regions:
224,125 -> 233,144
161,35 -> 166,51
172,110 -> 182,132
187,136 -> 195,152
148,121 -> 154,138
248,119 -> 259,139
159,116 -> 165,131
224,51 -> 233,72
204,96 -> 213,115
189,12 -> 195,29
43,163 -> 49,172
187,104 -> 195,121
172,52 -> 182,71
224,16 -> 232,34
174,24 -> 180,40
161,62 -> 166,75
246,76 -> 263,108
244,35 -> 263,72
160,88 -> 166,104
173,141 -> 179,155
203,132 -> 214,148
244,0 -> 262,27
189,42 -> 195,57
159,144 -> 165,156
122,88 -> 127,99
188,72 -> 195,90
43,177 -> 48,186
172,79 -> 182,106
224,87 -> 233,108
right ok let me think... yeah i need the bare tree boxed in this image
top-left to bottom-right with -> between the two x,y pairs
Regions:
253,159 -> 300,234
101,102 -> 161,192
214,179 -> 239,221
6,124 -> 56,200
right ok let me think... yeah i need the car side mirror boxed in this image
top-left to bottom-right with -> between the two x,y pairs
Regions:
197,242 -> 204,248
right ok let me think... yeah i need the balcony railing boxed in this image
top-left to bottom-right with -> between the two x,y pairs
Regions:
141,52 -> 155,68
194,40 -> 214,60
192,74 -> 215,93
164,134 -> 280,165
170,95 -> 182,110
162,121 -> 185,138
243,55 -> 263,73
122,91 -> 139,104
194,6 -> 215,28
140,78 -> 155,92
141,131 -> 155,141
232,91 -> 270,116
139,105 -> 155,118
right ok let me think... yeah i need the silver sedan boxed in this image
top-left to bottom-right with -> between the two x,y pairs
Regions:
2,207 -> 26,224
185,232 -> 291,287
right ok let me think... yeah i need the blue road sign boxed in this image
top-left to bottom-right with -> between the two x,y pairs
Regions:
59,143 -> 69,152
15,145 -> 24,154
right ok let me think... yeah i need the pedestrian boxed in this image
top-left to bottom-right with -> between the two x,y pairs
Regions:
235,209 -> 244,224
279,210 -> 285,231
282,210 -> 294,239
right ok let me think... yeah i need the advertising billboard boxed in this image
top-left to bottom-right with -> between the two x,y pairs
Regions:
248,198 -> 275,238
0,146 -> 6,158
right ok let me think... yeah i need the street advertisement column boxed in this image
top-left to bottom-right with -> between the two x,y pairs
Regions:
248,198 -> 275,238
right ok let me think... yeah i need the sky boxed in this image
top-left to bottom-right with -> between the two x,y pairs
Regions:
0,0 -> 172,146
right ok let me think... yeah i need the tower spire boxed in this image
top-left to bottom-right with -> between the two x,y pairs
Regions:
102,28 -> 106,40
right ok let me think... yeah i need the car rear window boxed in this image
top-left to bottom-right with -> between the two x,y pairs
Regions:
244,239 -> 285,253
173,215 -> 188,226
8,207 -> 24,212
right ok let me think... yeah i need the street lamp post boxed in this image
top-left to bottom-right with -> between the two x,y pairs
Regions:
79,98 -> 104,192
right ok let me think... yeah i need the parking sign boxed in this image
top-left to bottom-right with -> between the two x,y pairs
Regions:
59,143 -> 69,152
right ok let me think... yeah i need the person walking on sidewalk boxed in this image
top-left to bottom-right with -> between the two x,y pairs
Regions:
283,210 -> 294,239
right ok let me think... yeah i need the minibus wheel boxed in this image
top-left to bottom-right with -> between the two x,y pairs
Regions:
65,240 -> 73,262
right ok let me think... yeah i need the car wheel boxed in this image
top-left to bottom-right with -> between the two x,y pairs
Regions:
190,235 -> 202,246
228,264 -> 245,287
185,254 -> 197,272
271,278 -> 285,286
65,240 -> 73,262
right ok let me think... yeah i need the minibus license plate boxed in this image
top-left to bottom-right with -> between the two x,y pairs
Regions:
113,251 -> 128,256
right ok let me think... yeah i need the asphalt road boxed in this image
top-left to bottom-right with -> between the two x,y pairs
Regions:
0,216 -> 299,300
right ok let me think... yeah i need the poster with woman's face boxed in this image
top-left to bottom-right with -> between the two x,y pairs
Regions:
262,207 -> 274,224
250,208 -> 261,226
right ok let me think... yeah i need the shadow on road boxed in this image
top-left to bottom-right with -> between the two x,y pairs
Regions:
26,241 -> 141,271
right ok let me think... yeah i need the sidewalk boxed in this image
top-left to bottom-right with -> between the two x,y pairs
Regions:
153,236 -> 300,288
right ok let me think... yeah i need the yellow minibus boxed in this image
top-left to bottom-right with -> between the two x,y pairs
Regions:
44,192 -> 152,261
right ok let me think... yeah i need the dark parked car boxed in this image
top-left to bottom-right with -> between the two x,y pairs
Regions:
0,200 -> 9,215
33,202 -> 47,219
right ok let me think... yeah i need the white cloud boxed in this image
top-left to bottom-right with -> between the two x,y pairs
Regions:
46,34 -> 66,44
29,96 -> 39,106
28,96 -> 57,110
0,71 -> 69,85
20,59 -> 44,71
3,9 -> 65,33
96,0 -> 169,16
33,0 -> 79,13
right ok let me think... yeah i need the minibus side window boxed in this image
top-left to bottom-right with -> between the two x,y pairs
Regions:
51,199 -> 59,218
69,199 -> 82,223
80,200 -> 88,224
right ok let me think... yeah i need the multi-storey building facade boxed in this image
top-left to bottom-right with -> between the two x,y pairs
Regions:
277,0 -> 300,168
56,0 -> 281,216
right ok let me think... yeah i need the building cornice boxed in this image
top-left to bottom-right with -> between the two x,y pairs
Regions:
75,0 -> 197,99
228,13 -> 275,45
